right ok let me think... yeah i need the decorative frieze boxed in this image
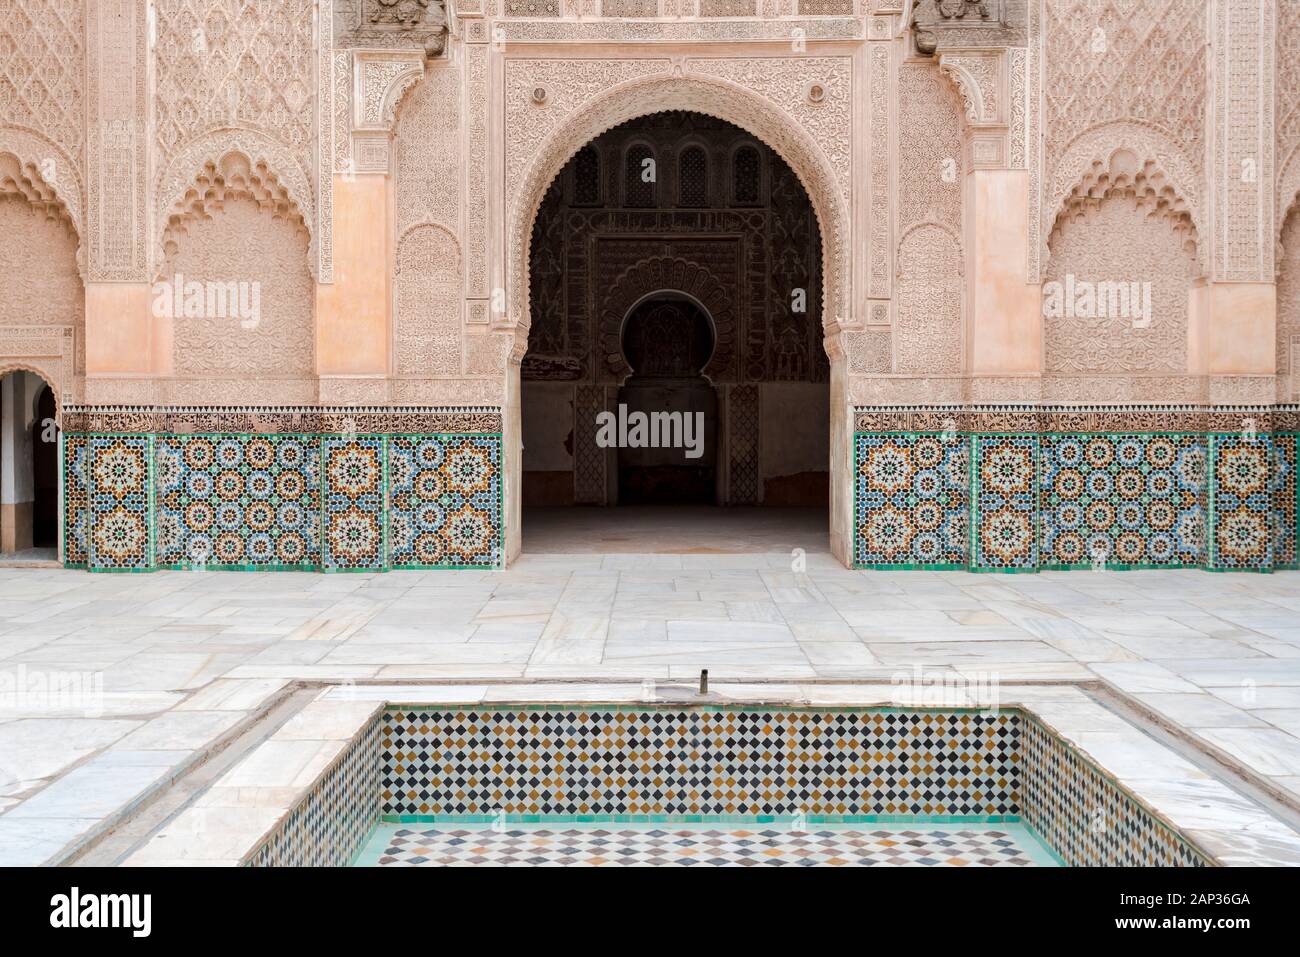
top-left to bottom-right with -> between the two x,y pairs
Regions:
62,405 -> 503,436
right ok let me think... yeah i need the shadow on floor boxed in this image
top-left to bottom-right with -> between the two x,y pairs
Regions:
522,506 -> 829,554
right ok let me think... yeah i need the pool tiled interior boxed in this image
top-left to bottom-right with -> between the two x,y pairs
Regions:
352,821 -> 1061,867
194,697 -> 1230,868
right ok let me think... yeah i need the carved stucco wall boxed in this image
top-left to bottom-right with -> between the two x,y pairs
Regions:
1044,193 -> 1194,376
1277,1 -> 1300,399
1280,208 -> 1300,401
1042,0 -> 1206,277
1278,0 -> 1300,224
164,194 -> 315,394
0,194 -> 83,336
0,0 -> 85,239
392,60 -> 463,380
894,62 -> 965,375
154,0 -> 319,277
395,224 -> 462,377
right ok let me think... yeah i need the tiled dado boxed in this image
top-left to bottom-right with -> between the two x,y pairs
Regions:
1020,714 -> 1207,868
247,715 -> 382,868
380,707 -> 1021,818
854,406 -> 1299,573
244,705 -> 1213,867
61,407 -> 504,572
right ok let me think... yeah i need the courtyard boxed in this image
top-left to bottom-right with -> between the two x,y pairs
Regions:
2,541 -> 1300,866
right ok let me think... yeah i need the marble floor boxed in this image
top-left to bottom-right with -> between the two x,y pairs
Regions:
0,547 -> 58,568
2,554 -> 1300,865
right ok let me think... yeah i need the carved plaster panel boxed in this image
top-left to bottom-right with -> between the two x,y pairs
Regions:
0,0 -> 85,251
85,0 -> 150,281
1042,0 -> 1205,278
464,42 -> 491,300
489,19 -> 866,43
897,62 -> 964,239
1278,206 -> 1300,400
685,57 -> 853,200
155,133 -> 317,277
1046,121 -> 1204,274
164,194 -> 315,382
394,61 -> 460,239
894,223 -> 963,374
394,224 -> 462,376
319,7 -> 336,282
1044,193 -> 1194,376
0,146 -> 84,277
1277,0 -> 1300,236
867,44 -> 891,301
1211,0 -> 1274,283
937,50 -> 1003,126
0,186 -> 84,378
0,322 -> 76,414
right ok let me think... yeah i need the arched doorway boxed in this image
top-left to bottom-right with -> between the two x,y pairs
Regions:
617,293 -> 719,505
0,369 -> 58,560
519,111 -> 831,554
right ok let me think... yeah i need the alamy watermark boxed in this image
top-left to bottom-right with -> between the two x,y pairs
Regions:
1042,274 -> 1152,328
0,665 -> 104,717
595,404 -> 706,460
151,272 -> 262,330
890,665 -> 1001,714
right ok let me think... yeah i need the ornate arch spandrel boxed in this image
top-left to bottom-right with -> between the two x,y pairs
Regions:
154,131 -> 317,278
506,73 -> 853,362
1276,146 -> 1300,256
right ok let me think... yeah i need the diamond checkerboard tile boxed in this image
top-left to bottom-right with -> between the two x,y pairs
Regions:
369,827 -> 1043,867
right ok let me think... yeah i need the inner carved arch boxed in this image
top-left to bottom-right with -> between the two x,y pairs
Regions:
1049,148 -> 1198,259
0,363 -> 61,421
160,151 -> 309,262
598,256 -> 737,383
0,153 -> 75,226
